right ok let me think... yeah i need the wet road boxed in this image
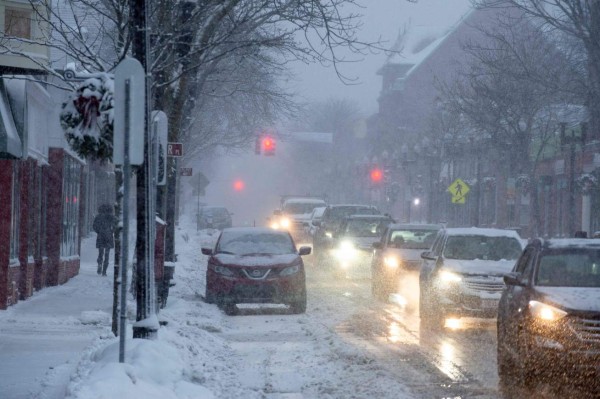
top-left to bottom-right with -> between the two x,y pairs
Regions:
305,257 -> 501,399
303,255 -> 598,399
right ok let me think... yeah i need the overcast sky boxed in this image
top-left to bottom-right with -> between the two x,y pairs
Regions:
289,0 -> 472,116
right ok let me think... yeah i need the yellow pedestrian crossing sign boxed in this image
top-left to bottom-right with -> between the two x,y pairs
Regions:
447,178 -> 470,204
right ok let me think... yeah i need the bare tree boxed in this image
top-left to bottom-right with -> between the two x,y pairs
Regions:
476,0 -> 600,137
439,10 -> 582,234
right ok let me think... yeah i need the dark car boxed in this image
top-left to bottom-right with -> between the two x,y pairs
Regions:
329,214 -> 394,278
197,206 -> 232,230
202,227 -> 311,315
497,238 -> 600,395
312,204 -> 380,258
371,223 -> 442,301
419,227 -> 524,328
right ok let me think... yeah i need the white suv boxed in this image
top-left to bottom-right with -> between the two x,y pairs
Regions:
419,227 -> 524,328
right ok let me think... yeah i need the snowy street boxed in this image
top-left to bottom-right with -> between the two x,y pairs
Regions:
2,214 -> 599,398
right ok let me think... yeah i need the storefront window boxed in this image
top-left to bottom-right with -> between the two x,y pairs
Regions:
10,163 -> 20,261
60,157 -> 80,257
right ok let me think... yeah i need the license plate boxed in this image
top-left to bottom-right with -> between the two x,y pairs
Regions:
481,299 -> 499,309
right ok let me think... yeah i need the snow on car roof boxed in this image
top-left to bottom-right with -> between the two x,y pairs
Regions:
283,198 -> 326,204
221,227 -> 288,236
543,238 -> 600,248
345,214 -> 392,220
388,223 -> 442,230
445,227 -> 521,239
328,204 -> 377,208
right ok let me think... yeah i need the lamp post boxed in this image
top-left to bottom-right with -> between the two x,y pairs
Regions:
561,122 -> 587,236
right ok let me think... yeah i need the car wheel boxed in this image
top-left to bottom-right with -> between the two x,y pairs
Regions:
420,286 -> 444,329
497,345 -> 519,398
372,274 -> 387,301
289,290 -> 307,314
223,302 -> 237,315
205,286 -> 215,304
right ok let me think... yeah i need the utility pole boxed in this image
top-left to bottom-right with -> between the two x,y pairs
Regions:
130,0 -> 157,339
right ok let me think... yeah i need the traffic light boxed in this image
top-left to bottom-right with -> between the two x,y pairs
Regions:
370,168 -> 383,183
262,135 -> 276,156
233,179 -> 245,191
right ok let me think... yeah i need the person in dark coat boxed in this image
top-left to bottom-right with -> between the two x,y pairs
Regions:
93,204 -> 116,276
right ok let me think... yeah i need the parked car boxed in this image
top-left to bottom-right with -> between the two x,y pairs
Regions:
497,238 -> 600,395
371,223 -> 442,301
330,214 -> 394,278
202,227 -> 311,314
197,206 -> 232,230
312,204 -> 381,258
419,227 -> 524,328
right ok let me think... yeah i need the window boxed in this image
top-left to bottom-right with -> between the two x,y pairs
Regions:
9,163 -> 20,261
61,157 -> 81,257
5,8 -> 31,39
515,248 -> 535,284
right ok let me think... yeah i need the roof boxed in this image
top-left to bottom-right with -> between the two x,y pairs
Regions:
284,198 -> 326,204
222,227 -> 287,235
388,223 -> 442,230
444,227 -> 521,239
541,238 -> 600,249
345,215 -> 393,220
327,204 -> 377,209
383,4 -> 473,80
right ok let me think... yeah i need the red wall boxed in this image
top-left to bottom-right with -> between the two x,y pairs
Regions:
0,160 -> 12,309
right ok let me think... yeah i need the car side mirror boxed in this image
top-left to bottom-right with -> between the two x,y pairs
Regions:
274,209 -> 282,216
313,221 -> 321,227
421,251 -> 436,261
503,272 -> 525,286
201,247 -> 213,256
298,246 -> 311,256
372,242 -> 382,249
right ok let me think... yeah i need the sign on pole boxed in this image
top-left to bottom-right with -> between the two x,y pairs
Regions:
167,142 -> 183,157
113,58 -> 145,165
447,178 -> 470,204
180,167 -> 193,176
151,111 -> 168,185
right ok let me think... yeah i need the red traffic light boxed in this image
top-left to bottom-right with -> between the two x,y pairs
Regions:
233,179 -> 245,191
262,135 -> 276,156
370,168 -> 383,183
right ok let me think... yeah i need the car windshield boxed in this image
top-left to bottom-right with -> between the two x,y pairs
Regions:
216,231 -> 295,255
388,229 -> 438,250
443,235 -> 522,261
326,206 -> 379,220
343,219 -> 390,237
536,249 -> 600,287
283,202 -> 325,215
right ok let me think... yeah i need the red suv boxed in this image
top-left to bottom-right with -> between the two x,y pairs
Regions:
203,227 -> 311,314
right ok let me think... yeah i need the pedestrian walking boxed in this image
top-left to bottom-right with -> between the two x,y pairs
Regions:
93,204 -> 115,276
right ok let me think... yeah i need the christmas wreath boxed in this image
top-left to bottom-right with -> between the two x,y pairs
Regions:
60,75 -> 114,161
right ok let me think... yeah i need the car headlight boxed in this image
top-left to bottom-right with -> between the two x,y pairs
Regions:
270,222 -> 280,230
280,264 -> 301,276
384,256 -> 400,269
336,240 -> 356,261
529,300 -> 567,322
325,231 -> 333,238
213,264 -> 235,277
280,218 -> 291,229
438,269 -> 462,283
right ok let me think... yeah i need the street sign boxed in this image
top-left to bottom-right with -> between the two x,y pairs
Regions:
180,167 -> 193,176
447,178 -> 470,204
167,142 -> 183,157
113,58 -> 145,165
151,111 -> 168,185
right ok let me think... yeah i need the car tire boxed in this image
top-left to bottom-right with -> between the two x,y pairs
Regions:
372,274 -> 387,301
497,345 -> 519,398
289,290 -> 307,314
223,302 -> 237,315
420,286 -> 444,329
205,287 -> 215,304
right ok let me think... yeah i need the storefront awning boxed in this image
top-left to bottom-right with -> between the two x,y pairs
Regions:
0,80 -> 22,159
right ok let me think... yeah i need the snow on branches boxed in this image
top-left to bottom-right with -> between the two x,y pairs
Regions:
60,75 -> 114,161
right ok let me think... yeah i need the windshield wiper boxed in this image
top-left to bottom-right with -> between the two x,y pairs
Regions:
216,250 -> 236,255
